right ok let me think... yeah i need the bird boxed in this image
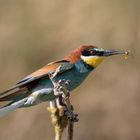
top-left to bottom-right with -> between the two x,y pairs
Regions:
0,45 -> 128,117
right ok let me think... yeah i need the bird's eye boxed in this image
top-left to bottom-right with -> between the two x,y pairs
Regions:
90,50 -> 96,54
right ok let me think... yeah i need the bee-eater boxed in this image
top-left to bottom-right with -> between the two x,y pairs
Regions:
0,45 -> 127,117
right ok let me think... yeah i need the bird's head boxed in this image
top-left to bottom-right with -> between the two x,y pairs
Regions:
66,45 -> 129,68
78,45 -> 128,68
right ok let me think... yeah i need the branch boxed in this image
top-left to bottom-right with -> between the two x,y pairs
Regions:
68,119 -> 74,140
47,102 -> 68,140
48,66 -> 78,140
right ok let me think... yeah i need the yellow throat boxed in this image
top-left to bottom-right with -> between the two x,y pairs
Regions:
81,55 -> 104,68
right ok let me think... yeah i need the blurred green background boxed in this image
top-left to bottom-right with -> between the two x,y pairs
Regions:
0,0 -> 139,140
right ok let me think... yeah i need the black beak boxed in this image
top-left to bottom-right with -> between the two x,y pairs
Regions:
103,49 -> 129,56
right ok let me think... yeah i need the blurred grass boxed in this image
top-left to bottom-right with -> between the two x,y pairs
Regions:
0,0 -> 140,140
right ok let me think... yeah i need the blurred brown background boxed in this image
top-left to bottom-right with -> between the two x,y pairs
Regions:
0,0 -> 139,140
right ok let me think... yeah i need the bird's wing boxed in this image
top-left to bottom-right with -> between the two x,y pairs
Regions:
0,60 -> 74,98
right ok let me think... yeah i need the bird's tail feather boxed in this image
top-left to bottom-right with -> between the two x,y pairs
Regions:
0,98 -> 27,117
0,88 -> 28,102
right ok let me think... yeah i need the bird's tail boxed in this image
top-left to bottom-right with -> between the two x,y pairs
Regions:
0,98 -> 27,117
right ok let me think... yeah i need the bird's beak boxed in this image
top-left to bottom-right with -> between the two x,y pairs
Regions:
103,49 -> 129,57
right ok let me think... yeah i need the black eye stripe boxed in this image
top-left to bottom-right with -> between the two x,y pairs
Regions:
81,50 -> 91,56
82,50 -> 104,56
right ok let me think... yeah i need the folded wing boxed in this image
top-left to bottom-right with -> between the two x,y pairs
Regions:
0,60 -> 74,102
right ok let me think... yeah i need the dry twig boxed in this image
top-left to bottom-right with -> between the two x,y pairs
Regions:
48,66 -> 78,140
